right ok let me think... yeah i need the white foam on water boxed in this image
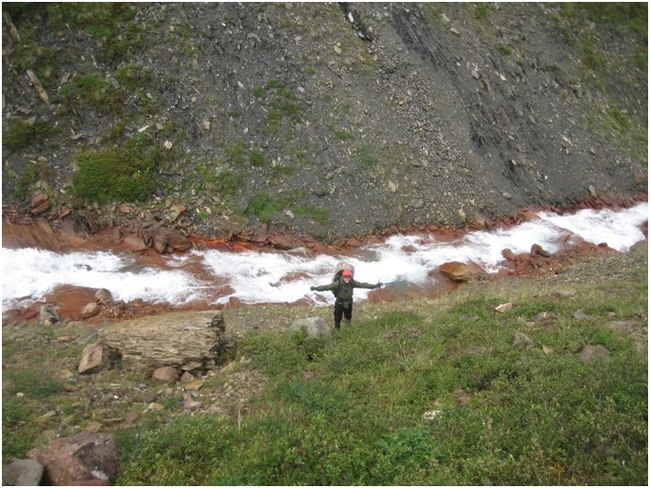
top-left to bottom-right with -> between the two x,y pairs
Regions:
536,203 -> 648,252
200,249 -> 341,305
1,248 -> 209,310
2,203 -> 647,310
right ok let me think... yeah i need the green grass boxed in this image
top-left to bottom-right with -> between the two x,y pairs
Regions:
244,190 -> 327,224
114,267 -> 647,485
47,3 -> 138,63
253,80 -> 303,132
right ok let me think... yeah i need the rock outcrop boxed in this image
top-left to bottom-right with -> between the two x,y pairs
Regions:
98,311 -> 228,373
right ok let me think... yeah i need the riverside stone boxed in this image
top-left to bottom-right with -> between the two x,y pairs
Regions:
438,261 -> 486,282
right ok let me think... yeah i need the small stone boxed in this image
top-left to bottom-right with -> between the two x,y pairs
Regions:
152,366 -> 179,383
422,410 -> 443,421
495,303 -> 513,313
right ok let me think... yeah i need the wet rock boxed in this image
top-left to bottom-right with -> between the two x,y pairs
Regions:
27,432 -> 118,486
152,228 -> 192,253
44,285 -> 101,322
438,261 -> 486,282
530,243 -> 551,258
122,234 -> 149,251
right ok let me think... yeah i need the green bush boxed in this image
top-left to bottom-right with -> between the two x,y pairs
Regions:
250,150 -> 265,167
71,134 -> 162,203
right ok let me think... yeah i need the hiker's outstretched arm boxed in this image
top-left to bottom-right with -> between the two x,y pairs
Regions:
352,280 -> 381,289
312,281 -> 338,291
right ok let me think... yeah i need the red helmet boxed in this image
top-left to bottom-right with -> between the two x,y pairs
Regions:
342,269 -> 353,277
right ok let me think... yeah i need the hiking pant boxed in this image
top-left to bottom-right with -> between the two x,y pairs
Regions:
334,301 -> 352,329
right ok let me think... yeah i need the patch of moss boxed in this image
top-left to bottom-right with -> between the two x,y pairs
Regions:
2,118 -> 56,151
60,73 -> 123,114
13,159 -> 51,200
254,80 -> 303,132
71,134 -> 164,204
47,3 -> 138,63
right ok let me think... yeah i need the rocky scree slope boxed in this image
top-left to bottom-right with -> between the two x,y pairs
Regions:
2,3 -> 647,242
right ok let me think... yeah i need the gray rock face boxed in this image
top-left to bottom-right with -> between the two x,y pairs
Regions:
2,3 -> 645,240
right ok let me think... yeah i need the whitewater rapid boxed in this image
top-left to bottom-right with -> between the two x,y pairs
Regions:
2,203 -> 647,312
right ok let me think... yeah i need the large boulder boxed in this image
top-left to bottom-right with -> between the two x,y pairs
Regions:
78,343 -> 114,374
99,311 -> 227,373
27,432 -> 117,486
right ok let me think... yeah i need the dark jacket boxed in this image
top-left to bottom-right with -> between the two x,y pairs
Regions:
313,278 -> 379,306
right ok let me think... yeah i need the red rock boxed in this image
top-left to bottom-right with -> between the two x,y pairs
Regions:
31,193 -> 51,215
27,432 -> 118,486
153,228 -> 192,253
122,234 -> 148,251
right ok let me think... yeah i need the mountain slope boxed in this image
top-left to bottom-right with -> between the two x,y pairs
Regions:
2,3 -> 647,240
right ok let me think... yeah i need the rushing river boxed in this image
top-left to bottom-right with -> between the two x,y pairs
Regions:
2,203 -> 647,314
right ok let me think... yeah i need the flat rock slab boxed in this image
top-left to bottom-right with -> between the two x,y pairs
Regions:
100,310 -> 226,373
